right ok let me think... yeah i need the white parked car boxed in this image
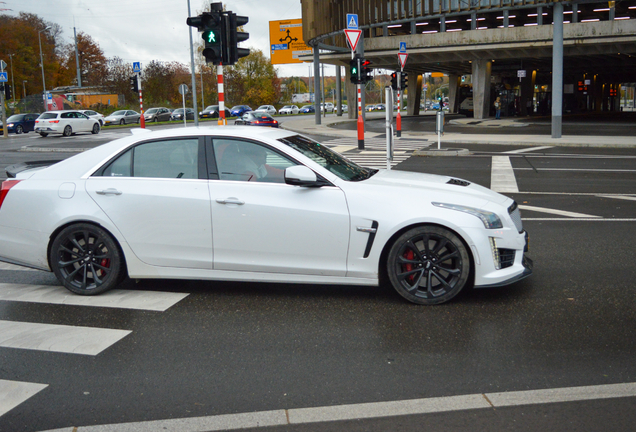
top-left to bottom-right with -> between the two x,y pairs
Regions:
254,105 -> 277,115
0,127 -> 531,304
279,105 -> 299,115
80,109 -> 106,126
320,102 -> 334,113
340,104 -> 348,113
34,110 -> 100,137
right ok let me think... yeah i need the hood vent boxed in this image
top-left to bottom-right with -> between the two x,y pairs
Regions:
447,178 -> 470,187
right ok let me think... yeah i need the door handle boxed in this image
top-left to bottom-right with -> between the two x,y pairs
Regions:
96,188 -> 122,196
216,197 -> 244,205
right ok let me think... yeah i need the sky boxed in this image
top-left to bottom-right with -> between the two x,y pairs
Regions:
4,0 -> 336,78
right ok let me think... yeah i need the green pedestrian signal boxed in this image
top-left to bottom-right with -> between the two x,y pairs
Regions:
203,30 -> 218,44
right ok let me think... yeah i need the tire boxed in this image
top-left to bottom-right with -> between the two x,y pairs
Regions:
387,226 -> 470,305
50,223 -> 123,295
39,132 -> 48,137
154,117 -> 158,122
120,119 -> 125,125
63,125 -> 72,137
15,125 -> 23,134
92,123 -> 100,134
99,119 -> 104,126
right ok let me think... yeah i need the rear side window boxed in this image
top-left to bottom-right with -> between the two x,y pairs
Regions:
98,139 -> 200,179
39,113 -> 58,120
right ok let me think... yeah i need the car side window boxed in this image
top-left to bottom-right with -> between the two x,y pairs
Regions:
61,112 -> 72,119
213,139 -> 296,183
99,139 -> 199,179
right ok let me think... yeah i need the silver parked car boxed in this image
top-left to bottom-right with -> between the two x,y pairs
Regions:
104,110 -> 141,126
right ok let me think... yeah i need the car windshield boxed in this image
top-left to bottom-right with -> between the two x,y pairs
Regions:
278,135 -> 377,182
257,106 -> 269,110
7,115 -> 25,121
231,106 -> 242,111
112,110 -> 127,116
173,109 -> 184,113
146,108 -> 158,114
205,106 -> 218,111
283,106 -> 292,109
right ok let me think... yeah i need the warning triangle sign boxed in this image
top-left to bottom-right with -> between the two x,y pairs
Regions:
345,29 -> 362,52
398,52 -> 408,69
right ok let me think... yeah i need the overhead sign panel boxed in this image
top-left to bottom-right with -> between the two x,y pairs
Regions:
269,19 -> 312,65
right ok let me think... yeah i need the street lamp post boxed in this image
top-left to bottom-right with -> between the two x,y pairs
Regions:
38,26 -> 51,110
22,80 -> 27,99
8,53 -> 15,104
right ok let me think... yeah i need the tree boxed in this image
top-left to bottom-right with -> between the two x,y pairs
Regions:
60,32 -> 108,87
224,50 -> 279,107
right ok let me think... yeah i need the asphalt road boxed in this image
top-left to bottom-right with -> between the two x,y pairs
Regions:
0,126 -> 635,431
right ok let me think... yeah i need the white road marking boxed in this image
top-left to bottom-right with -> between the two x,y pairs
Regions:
504,146 -> 555,154
490,156 -> 519,193
518,204 -> 601,218
523,218 -> 636,221
39,382 -> 636,431
0,379 -> 48,418
0,283 -> 189,312
514,168 -> 636,172
597,195 -> 636,201
0,320 -> 131,355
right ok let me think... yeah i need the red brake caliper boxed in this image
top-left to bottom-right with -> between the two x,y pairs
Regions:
404,249 -> 415,282
100,258 -> 110,277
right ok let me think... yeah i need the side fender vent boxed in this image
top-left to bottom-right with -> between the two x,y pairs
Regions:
447,178 -> 470,187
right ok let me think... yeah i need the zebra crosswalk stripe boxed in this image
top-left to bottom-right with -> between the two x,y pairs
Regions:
0,379 -> 48,418
323,137 -> 429,169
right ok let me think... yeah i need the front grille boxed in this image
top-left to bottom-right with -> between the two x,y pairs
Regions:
498,249 -> 516,269
508,201 -> 523,233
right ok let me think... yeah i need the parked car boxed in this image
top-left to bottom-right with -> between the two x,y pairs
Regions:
34,110 -> 100,137
104,110 -> 141,126
0,128 -> 531,305
365,104 -> 375,112
234,111 -> 279,128
170,108 -> 195,121
1,113 -> 39,134
299,105 -> 315,113
254,105 -> 277,115
340,104 -> 348,113
320,102 -> 334,113
144,107 -> 172,123
279,105 -> 299,115
199,105 -> 231,119
373,104 -> 386,111
230,105 -> 252,117
80,110 -> 106,126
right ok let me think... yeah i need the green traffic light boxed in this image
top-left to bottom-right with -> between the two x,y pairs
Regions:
203,30 -> 218,44
351,67 -> 357,74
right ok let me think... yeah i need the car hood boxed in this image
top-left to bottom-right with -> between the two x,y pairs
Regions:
361,169 -> 510,207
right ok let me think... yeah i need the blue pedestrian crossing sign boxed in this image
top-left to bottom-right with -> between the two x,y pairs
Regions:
399,42 -> 407,53
133,62 -> 141,73
0,72 -> 7,83
346,14 -> 358,30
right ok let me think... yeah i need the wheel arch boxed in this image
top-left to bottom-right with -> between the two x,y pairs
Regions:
378,222 -> 475,289
47,220 -> 128,278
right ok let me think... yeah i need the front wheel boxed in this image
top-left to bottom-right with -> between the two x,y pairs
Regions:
15,125 -> 23,134
50,223 -> 123,295
120,119 -> 125,125
387,226 -> 470,305
39,132 -> 48,137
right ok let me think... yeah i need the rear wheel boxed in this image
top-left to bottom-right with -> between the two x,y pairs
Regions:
63,125 -> 72,137
50,223 -> 123,295
387,226 -> 470,305
15,125 -> 23,134
39,132 -> 48,137
92,123 -> 100,134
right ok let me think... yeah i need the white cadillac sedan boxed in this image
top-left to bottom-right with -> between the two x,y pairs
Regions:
35,110 -> 101,137
0,127 -> 531,305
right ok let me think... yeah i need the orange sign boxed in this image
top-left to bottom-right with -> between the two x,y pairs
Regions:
269,19 -> 312,65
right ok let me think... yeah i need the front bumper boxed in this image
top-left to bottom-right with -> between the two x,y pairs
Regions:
475,255 -> 533,288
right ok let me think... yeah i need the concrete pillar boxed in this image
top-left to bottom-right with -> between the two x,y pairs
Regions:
551,2 -> 564,138
572,3 -> 578,23
440,16 -> 446,32
406,73 -> 423,116
471,12 -> 477,30
346,63 -> 357,119
336,65 -> 342,116
519,71 -> 534,116
448,74 -> 460,114
503,10 -> 509,28
472,59 -> 492,119
537,7 -> 543,25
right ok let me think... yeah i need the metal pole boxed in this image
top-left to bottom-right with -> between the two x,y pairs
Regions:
385,86 -> 393,170
396,71 -> 402,138
551,2 -> 563,138
200,69 -> 205,109
313,48 -> 321,125
322,63 -> 326,118
217,65 -> 225,125
8,54 -> 15,104
74,26 -> 82,87
187,0 -> 199,126
38,26 -> 50,111
138,73 -> 145,128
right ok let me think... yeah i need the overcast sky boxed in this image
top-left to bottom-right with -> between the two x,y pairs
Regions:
5,0 -> 335,78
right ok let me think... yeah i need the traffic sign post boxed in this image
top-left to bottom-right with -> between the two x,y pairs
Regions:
179,84 -> 189,127
396,44 -> 408,138
0,63 -> 6,138
346,13 -> 365,150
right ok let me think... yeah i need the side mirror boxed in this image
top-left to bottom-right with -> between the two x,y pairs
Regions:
285,165 -> 320,187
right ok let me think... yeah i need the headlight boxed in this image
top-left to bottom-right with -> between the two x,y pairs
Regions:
8,123 -> 14,127
432,202 -> 503,229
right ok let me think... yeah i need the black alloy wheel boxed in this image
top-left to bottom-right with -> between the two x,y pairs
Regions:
92,123 -> 100,134
50,223 -> 123,295
63,125 -> 73,137
15,125 -> 23,134
387,226 -> 470,305
120,119 -> 125,125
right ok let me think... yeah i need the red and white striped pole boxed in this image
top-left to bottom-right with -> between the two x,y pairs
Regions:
217,64 -> 225,126
357,83 -> 364,149
138,72 -> 145,128
396,72 -> 401,138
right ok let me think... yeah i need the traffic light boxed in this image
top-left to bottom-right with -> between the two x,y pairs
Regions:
227,12 -> 250,65
390,72 -> 398,90
349,57 -> 360,84
3,83 -> 12,100
187,5 -> 225,65
130,75 -> 138,92
400,72 -> 408,89
360,59 -> 373,83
